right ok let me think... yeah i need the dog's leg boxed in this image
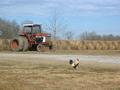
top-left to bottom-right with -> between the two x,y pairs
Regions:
73,63 -> 79,69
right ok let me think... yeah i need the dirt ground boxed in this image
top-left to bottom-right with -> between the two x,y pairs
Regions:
0,52 -> 120,90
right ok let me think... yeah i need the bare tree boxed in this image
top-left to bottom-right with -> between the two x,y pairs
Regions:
0,18 -> 19,39
51,10 -> 57,40
65,31 -> 74,40
46,9 -> 67,40
79,31 -> 120,40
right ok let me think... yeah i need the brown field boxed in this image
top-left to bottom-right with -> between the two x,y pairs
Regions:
0,53 -> 120,90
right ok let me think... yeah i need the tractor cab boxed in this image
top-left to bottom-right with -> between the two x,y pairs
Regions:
21,24 -> 51,45
23,24 -> 42,34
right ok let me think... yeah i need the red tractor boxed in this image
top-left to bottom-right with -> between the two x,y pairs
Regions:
10,24 -> 53,51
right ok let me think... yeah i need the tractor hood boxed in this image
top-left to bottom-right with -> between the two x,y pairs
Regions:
33,33 -> 51,37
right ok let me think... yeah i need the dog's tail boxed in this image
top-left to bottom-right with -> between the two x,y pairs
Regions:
69,59 -> 73,64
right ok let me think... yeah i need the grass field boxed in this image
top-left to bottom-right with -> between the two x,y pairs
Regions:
0,59 -> 120,90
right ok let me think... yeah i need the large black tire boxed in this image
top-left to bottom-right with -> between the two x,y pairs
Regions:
36,44 -> 49,52
36,44 -> 44,52
10,36 -> 29,51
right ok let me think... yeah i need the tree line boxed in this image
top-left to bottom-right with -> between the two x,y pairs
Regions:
79,31 -> 120,41
0,18 -> 19,39
0,17 -> 119,40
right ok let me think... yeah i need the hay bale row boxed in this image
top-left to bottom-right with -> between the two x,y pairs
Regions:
0,39 -> 10,50
53,40 -> 120,50
0,39 -> 120,51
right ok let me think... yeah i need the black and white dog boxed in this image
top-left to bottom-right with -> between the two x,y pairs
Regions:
69,58 -> 80,69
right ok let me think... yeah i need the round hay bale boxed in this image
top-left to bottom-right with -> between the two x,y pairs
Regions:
81,41 -> 88,50
92,41 -> 98,50
105,41 -> 113,50
0,39 -> 10,50
77,41 -> 83,50
77,40 -> 85,50
59,40 -> 70,50
101,41 -> 109,50
65,40 -> 71,50
95,41 -> 103,50
76,40 -> 86,50
69,40 -> 78,50
52,40 -> 58,49
109,41 -> 116,50
118,41 -> 120,50
87,41 -> 95,50
113,41 -> 119,50
54,40 -> 62,50
0,39 -> 3,48
73,41 -> 80,50
82,45 -> 88,50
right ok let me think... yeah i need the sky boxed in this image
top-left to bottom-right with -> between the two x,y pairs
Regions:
0,0 -> 120,36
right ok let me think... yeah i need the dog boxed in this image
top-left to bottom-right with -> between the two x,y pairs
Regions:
69,58 -> 80,69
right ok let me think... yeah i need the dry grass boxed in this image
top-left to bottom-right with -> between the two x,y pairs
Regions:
0,59 -> 120,90
0,39 -> 120,51
54,40 -> 120,50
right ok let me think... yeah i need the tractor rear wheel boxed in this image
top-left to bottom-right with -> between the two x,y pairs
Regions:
23,37 -> 29,51
10,36 -> 29,51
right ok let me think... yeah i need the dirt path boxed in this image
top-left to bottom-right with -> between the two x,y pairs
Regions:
0,52 -> 120,66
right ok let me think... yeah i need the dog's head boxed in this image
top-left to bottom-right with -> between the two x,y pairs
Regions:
69,59 -> 73,64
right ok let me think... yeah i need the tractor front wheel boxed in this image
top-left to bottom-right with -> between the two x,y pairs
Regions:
36,44 -> 49,52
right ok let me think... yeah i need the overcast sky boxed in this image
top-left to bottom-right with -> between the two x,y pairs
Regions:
0,0 -> 120,36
